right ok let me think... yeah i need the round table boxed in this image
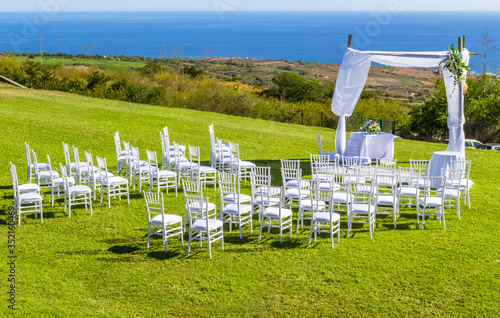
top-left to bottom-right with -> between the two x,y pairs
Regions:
425,151 -> 463,177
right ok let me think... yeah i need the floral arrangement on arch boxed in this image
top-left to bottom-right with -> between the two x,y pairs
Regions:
360,119 -> 381,134
440,44 -> 469,95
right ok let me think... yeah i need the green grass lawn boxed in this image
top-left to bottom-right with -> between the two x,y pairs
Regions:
1,84 -> 499,317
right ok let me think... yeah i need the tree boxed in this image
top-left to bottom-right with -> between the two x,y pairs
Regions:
475,25 -> 498,74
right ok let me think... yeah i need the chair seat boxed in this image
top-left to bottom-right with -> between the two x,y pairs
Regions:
107,176 -> 128,186
69,185 -> 92,194
460,179 -> 473,189
350,203 -> 375,214
312,212 -> 341,223
299,199 -> 326,211
193,166 -> 217,174
91,172 -> 114,180
69,162 -> 89,170
152,170 -> 177,178
333,192 -> 350,203
150,214 -> 183,226
285,188 -> 309,199
19,183 -> 41,193
253,196 -> 281,206
284,179 -> 309,188
192,218 -> 223,231
189,202 -> 217,212
442,189 -> 461,199
263,207 -> 293,219
222,204 -> 252,214
233,160 -> 255,169
39,170 -> 60,179
223,193 -> 252,203
30,163 -> 50,170
19,192 -> 43,203
319,182 -> 340,191
53,177 -> 76,187
397,187 -> 418,196
418,197 -> 443,207
80,166 -> 100,174
169,145 -> 186,152
376,195 -> 397,206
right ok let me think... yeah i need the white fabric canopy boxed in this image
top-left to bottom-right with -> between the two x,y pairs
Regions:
331,47 -> 469,158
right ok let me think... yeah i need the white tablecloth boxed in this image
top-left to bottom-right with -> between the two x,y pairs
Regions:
349,132 -> 394,160
425,151 -> 463,177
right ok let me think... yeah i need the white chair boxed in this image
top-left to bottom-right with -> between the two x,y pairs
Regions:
280,159 -> 300,170
417,176 -> 446,230
59,163 -> 92,218
258,186 -> 293,243
96,156 -> 130,207
451,160 -> 472,209
376,158 -> 397,170
219,177 -> 253,239
73,146 -> 91,185
9,161 -> 40,195
85,151 -> 113,201
397,167 -> 420,210
182,179 -> 217,231
228,141 -> 255,182
348,181 -> 376,238
317,133 -> 339,161
310,154 -> 333,183
63,142 -> 85,178
331,172 -> 352,215
147,150 -> 177,195
173,142 -> 191,185
188,145 -> 217,188
130,146 -> 150,191
114,132 -> 128,176
186,194 -> 224,259
10,162 -> 43,225
441,168 -> 462,220
281,167 -> 309,209
410,159 -> 429,177
250,166 -> 278,221
163,126 -> 186,154
297,180 -> 325,232
209,124 -> 230,169
160,131 -> 185,171
32,150 -> 59,189
25,142 -> 49,184
374,173 -> 399,229
144,191 -> 183,253
343,138 -> 371,165
308,185 -> 341,248
48,155 -> 75,207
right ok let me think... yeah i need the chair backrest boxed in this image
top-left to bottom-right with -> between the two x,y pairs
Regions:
317,133 -> 323,155
351,181 -> 374,205
311,154 -> 331,179
250,166 -> 271,186
410,159 -> 429,175
182,179 -> 203,196
114,132 -> 121,156
59,162 -> 72,190
10,162 -> 20,198
185,194 -> 212,225
219,171 -> 238,184
84,151 -> 96,181
73,145 -> 81,168
144,191 -> 165,223
280,159 -> 300,170
96,156 -> 110,184
342,156 -> 361,167
258,185 -> 284,212
62,142 -> 72,174
312,182 -> 334,214
441,168 -> 462,191
450,160 -> 471,180
376,158 -> 397,169
375,173 -> 399,193
163,126 -> 169,141
25,142 -> 32,167
146,149 -> 160,177
130,145 -> 141,168
345,138 -> 361,157
31,150 -> 41,184
398,167 -> 420,186
281,167 -> 302,189
219,179 -> 240,204
209,124 -> 215,146
189,145 -> 201,168
420,176 -> 446,197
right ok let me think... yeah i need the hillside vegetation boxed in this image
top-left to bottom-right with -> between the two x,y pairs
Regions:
1,85 -> 499,317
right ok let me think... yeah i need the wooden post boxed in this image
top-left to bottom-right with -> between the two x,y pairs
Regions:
458,37 -> 463,52
347,34 -> 352,48
463,35 -> 466,47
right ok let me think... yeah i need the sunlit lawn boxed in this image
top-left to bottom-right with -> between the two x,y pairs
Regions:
0,85 -> 499,317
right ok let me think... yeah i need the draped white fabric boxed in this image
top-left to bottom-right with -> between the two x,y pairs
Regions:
331,47 -> 469,158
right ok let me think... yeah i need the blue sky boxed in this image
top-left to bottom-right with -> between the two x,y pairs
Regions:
2,0 -> 500,11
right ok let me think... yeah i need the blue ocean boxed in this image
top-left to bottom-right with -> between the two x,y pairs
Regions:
1,11 -> 499,72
